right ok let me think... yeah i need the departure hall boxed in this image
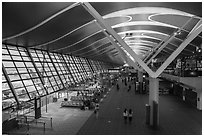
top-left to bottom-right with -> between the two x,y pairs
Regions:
2,2 -> 202,135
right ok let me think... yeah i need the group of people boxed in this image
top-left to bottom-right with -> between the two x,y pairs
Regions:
123,108 -> 133,124
118,77 -> 134,92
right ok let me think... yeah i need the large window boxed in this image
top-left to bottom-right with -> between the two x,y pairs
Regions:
90,60 -> 98,73
2,45 -> 41,102
50,52 -> 73,87
2,71 -> 17,109
81,58 -> 92,78
64,55 -> 81,83
2,44 -> 111,109
78,57 -> 89,79
29,49 -> 61,93
73,56 -> 87,80
85,58 -> 94,76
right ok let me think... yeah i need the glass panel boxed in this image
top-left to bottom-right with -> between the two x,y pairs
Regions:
2,55 -> 11,60
23,79 -> 34,86
22,56 -> 30,61
24,62 -> 33,67
15,62 -> 25,67
21,73 -> 30,79
3,62 -> 15,67
9,50 -> 20,55
8,74 -> 21,81
17,67 -> 27,73
20,51 -> 28,56
2,72 -> 17,109
2,49 -> 9,54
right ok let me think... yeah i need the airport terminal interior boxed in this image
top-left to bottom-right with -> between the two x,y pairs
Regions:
2,2 -> 202,135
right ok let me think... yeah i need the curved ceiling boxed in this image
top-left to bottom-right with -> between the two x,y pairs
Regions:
2,2 -> 202,66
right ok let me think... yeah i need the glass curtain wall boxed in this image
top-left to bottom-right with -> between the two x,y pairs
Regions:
2,44 -> 114,110
2,70 -> 17,109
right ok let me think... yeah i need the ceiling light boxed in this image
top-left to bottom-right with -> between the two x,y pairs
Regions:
174,30 -> 182,35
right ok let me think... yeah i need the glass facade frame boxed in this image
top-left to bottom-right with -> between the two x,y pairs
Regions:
2,44 -> 112,110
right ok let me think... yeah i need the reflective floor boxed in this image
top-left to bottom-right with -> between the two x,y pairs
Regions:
7,79 -> 202,135
78,79 -> 202,135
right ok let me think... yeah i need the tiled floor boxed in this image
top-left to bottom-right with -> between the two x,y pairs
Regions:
7,98 -> 93,135
7,78 -> 202,135
77,79 -> 202,135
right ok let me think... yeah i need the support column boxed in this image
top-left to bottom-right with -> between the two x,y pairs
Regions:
149,77 -> 159,127
138,71 -> 143,94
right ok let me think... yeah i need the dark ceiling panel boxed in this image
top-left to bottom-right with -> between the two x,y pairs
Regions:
71,38 -> 110,55
75,43 -> 112,57
185,44 -> 197,52
163,45 -> 174,54
169,38 -> 183,46
183,18 -> 200,31
74,42 -> 112,56
150,14 -> 190,28
43,21 -> 101,50
2,2 -> 202,66
4,5 -> 94,47
60,32 -> 106,54
104,16 -> 131,27
2,2 -> 75,38
190,36 -> 202,47
95,43 -> 113,51
90,2 -> 202,17
85,48 -> 116,58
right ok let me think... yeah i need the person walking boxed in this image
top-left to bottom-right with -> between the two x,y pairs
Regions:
128,85 -> 131,92
117,83 -> 119,91
123,108 -> 128,124
94,103 -> 99,119
128,109 -> 133,124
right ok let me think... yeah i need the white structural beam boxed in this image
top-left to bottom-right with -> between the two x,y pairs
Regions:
146,17 -> 194,65
95,21 -> 143,71
81,2 -> 155,77
154,22 -> 202,77
188,19 -> 202,37
146,34 -> 173,65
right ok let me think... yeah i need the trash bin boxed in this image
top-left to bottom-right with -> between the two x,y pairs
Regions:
145,104 -> 150,125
